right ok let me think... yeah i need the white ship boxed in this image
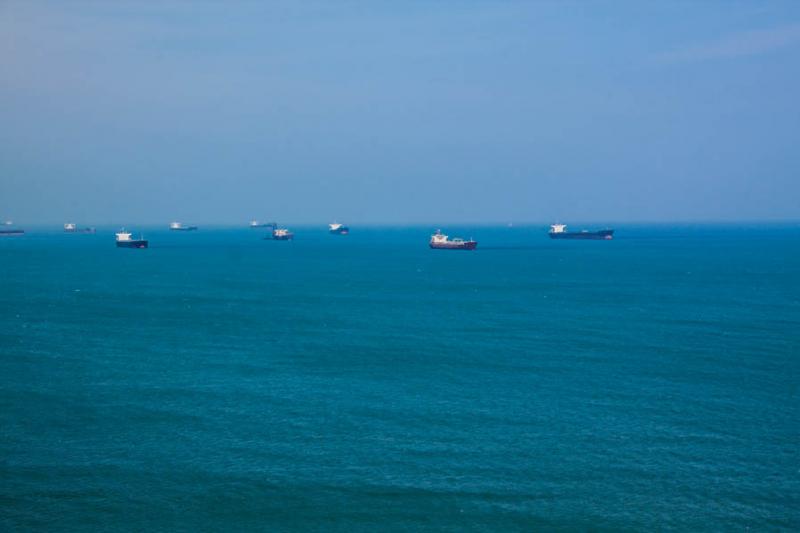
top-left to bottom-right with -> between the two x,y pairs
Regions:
271,228 -> 294,240
328,222 -> 349,235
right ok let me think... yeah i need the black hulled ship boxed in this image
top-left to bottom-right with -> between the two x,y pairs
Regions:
116,230 -> 148,248
549,224 -> 614,240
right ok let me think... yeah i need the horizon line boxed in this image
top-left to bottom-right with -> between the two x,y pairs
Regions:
6,218 -> 800,228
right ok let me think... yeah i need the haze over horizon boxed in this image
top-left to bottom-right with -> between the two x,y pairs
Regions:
2,1 -> 799,225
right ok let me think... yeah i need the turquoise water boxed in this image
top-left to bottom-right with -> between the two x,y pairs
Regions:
1,224 -> 798,530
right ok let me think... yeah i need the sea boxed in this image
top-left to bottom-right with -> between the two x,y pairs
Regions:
1,224 -> 798,531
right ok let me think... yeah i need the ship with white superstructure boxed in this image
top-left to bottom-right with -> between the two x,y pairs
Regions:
250,220 -> 274,228
548,223 -> 614,240
116,230 -> 148,248
170,222 -> 198,231
269,227 -> 294,241
429,229 -> 477,250
1,219 -> 23,235
328,222 -> 349,235
64,223 -> 96,234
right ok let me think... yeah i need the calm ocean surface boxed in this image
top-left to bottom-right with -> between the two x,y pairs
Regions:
1,224 -> 798,531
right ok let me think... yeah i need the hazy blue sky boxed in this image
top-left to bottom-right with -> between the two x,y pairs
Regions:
2,1 -> 799,225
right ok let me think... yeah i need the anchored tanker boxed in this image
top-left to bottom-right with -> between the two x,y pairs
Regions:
549,224 -> 614,240
429,229 -> 477,250
1,220 -> 23,235
170,222 -> 198,231
116,230 -> 148,248
64,223 -> 96,234
250,220 -> 274,228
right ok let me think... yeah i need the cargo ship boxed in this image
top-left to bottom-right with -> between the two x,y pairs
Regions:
429,229 -> 477,250
115,230 -> 148,248
64,223 -> 96,234
269,228 -> 294,241
328,222 -> 349,235
549,224 -> 614,240
250,220 -> 275,228
170,222 -> 198,231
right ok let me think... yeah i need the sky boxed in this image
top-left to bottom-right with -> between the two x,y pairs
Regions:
1,0 -> 799,225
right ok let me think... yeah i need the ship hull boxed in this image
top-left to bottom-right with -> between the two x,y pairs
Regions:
329,228 -> 349,235
170,227 -> 198,231
0,230 -> 24,236
270,235 -> 293,241
549,230 -> 614,240
116,240 -> 148,248
430,241 -> 477,250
